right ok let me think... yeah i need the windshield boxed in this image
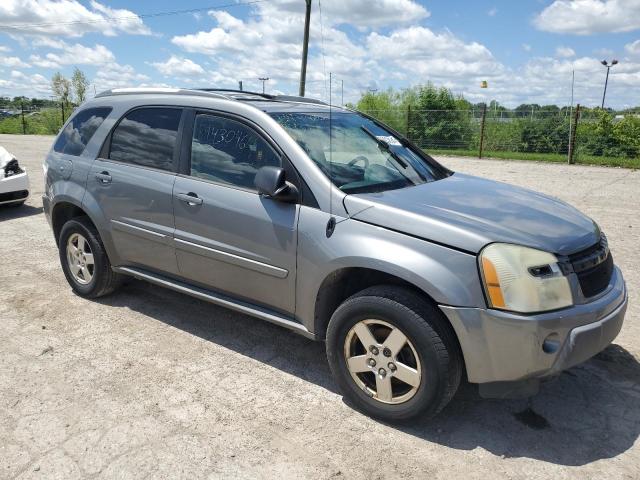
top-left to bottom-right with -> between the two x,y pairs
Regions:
269,111 -> 448,194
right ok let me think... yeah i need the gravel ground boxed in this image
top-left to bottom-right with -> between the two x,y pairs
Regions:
1,133 -> 639,479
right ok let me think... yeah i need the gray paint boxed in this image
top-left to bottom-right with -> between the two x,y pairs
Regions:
43,89 -> 627,387
345,173 -> 600,255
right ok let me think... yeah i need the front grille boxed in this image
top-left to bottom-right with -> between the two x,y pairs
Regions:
569,235 -> 614,298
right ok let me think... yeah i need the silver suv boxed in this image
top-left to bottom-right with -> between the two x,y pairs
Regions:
43,88 -> 627,421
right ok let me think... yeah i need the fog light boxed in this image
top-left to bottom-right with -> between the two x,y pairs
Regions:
542,333 -> 561,354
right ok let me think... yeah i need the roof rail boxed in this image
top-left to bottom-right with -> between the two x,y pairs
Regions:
273,95 -> 327,105
94,86 -> 328,106
94,87 -> 230,100
196,88 -> 274,99
196,88 -> 328,106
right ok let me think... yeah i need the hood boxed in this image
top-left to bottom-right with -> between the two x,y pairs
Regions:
344,173 -> 599,255
0,146 -> 15,169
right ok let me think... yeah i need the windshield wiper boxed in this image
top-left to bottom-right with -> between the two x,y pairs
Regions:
360,126 -> 408,168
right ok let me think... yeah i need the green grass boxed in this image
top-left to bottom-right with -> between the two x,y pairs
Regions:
0,109 -> 64,135
427,148 -> 640,169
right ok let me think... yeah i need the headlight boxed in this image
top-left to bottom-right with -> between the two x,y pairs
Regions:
479,243 -> 573,313
4,159 -> 23,177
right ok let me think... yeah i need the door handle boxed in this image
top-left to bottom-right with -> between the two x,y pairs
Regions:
176,192 -> 203,206
95,171 -> 112,184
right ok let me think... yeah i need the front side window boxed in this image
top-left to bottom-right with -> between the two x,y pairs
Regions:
190,114 -> 281,190
269,111 -> 447,194
109,107 -> 182,171
54,107 -> 111,156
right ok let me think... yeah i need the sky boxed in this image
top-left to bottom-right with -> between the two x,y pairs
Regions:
0,0 -> 639,108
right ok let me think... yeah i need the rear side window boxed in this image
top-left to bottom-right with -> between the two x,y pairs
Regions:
53,107 -> 111,156
190,113 -> 281,190
109,107 -> 182,171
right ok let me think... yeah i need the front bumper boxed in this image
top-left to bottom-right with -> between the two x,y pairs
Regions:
0,170 -> 29,205
440,266 -> 627,390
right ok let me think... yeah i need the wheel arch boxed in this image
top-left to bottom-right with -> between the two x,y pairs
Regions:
313,266 -> 456,342
51,199 -> 92,245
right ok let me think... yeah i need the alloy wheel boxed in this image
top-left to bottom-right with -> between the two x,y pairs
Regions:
343,319 -> 422,404
66,233 -> 95,285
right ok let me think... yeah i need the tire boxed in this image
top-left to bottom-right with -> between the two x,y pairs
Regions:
326,285 -> 462,422
58,216 -> 123,298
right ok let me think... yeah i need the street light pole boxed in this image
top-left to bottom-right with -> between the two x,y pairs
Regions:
258,77 -> 269,94
601,59 -> 618,109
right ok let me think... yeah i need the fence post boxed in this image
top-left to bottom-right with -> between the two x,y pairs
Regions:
21,102 -> 26,134
568,103 -> 580,165
406,104 -> 411,141
478,103 -> 487,159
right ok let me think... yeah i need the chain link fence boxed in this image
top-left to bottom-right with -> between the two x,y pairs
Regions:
0,102 -> 75,135
360,107 -> 640,167
2,101 -> 638,167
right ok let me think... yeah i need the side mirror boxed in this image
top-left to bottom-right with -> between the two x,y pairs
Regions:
254,166 -> 299,203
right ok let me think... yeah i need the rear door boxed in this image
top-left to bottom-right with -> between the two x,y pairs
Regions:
86,106 -> 183,275
172,111 -> 299,314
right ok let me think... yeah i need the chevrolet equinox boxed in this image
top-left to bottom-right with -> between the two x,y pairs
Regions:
43,88 -> 628,421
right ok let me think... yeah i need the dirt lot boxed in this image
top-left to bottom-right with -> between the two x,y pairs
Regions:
1,133 -> 639,479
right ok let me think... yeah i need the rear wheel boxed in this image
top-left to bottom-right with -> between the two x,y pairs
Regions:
58,216 -> 123,298
326,285 -> 462,421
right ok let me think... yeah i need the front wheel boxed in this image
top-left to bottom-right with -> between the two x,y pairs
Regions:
326,286 -> 462,421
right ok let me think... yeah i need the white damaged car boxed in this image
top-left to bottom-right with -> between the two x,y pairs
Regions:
0,145 -> 29,207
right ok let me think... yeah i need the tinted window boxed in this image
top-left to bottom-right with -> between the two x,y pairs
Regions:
190,114 -> 280,190
54,107 -> 111,156
109,108 -> 181,171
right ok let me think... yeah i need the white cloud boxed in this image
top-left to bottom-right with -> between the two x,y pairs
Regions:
625,40 -> 640,55
0,0 -> 151,37
534,0 -> 640,35
29,54 -> 59,68
488,7 -> 498,17
0,70 -> 49,95
556,46 -> 576,57
0,45 -> 11,52
265,0 -> 429,28
152,55 -> 205,77
167,2 -> 640,107
366,27 -> 503,78
94,63 -> 150,92
29,42 -> 114,68
0,55 -> 30,68
522,44 -> 532,52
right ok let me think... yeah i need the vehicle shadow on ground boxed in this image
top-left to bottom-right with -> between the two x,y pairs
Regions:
99,280 -> 640,467
0,204 -> 43,221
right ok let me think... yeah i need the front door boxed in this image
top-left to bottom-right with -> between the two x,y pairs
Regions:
173,112 -> 298,314
86,107 -> 183,275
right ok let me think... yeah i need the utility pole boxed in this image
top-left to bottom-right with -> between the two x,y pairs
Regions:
258,77 -> 269,94
238,80 -> 243,91
341,79 -> 344,106
601,59 -> 618,109
299,0 -> 312,97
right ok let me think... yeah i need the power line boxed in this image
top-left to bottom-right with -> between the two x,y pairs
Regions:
0,0 -> 266,30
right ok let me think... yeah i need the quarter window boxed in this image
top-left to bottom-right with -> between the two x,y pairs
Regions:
109,108 -> 182,171
190,114 -> 281,190
53,107 -> 111,156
